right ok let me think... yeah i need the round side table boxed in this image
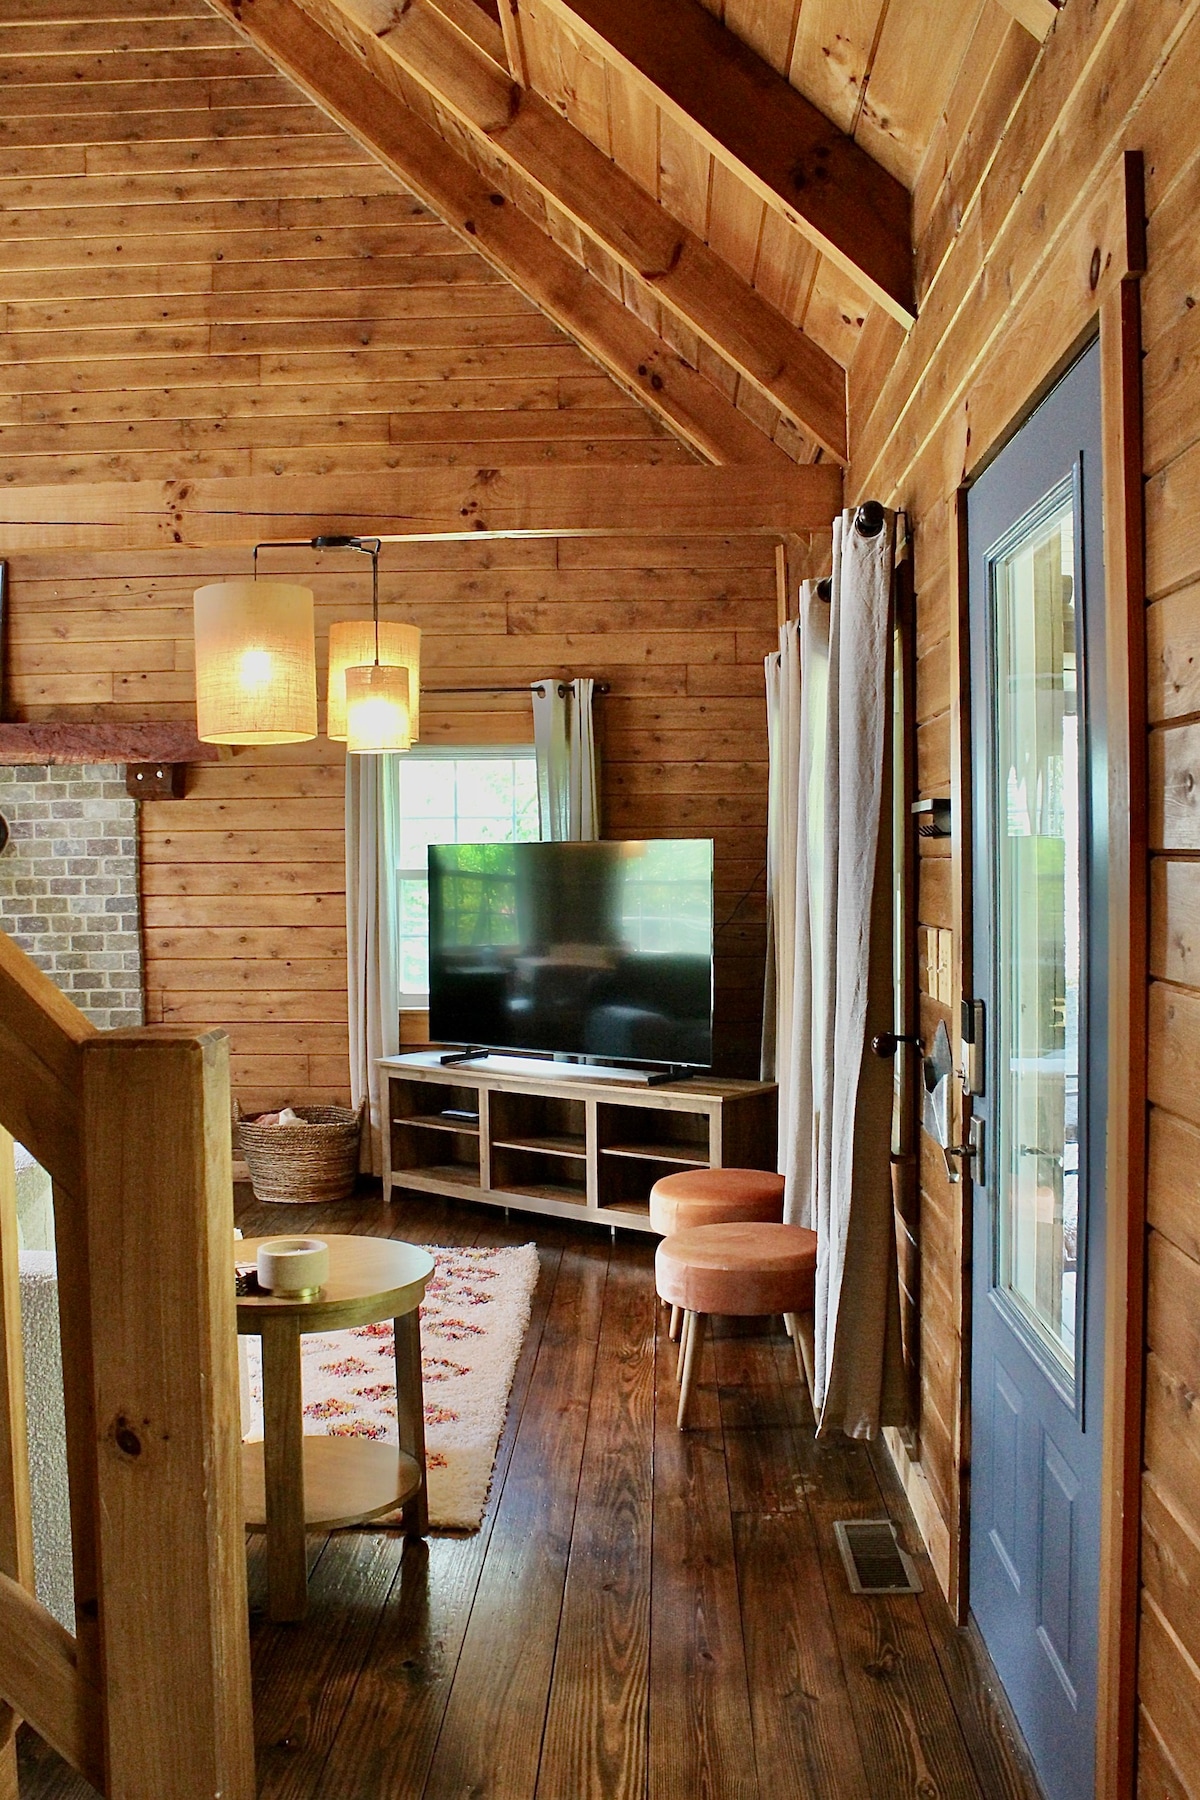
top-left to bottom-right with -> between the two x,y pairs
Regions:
236,1234 -> 434,1622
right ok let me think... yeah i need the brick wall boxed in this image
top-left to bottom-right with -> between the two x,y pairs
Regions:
0,765 -> 143,1030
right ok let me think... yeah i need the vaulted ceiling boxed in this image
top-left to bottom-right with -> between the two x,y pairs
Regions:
206,0 -> 1053,467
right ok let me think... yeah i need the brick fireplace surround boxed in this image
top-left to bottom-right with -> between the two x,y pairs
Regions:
0,764 -> 143,1031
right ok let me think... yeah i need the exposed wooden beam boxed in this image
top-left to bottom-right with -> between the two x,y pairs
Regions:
994,0 -> 1060,42
204,0 -> 788,466
0,466 -> 844,553
497,0 -> 532,83
290,0 -> 848,461
534,0 -> 915,324
0,725 -> 219,766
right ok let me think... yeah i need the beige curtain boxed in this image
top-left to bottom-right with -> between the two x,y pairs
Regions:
764,592 -> 828,1231
345,752 -> 401,1175
531,677 -> 599,840
765,513 -> 907,1439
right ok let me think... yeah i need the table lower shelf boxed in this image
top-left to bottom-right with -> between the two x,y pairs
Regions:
241,1437 -> 422,1530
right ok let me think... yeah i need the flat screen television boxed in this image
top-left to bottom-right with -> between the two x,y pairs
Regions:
427,839 -> 714,1069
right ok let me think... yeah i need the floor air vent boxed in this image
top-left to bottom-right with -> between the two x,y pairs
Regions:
833,1519 -> 923,1595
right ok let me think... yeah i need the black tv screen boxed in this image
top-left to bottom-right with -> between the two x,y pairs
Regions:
427,839 -> 714,1068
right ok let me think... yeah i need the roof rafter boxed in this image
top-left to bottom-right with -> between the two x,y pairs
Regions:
532,0 -> 917,325
288,0 -> 848,460
205,0 -> 790,466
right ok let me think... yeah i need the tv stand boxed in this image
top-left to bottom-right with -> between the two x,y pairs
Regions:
379,1052 -> 777,1234
645,1065 -> 699,1088
438,1047 -> 487,1067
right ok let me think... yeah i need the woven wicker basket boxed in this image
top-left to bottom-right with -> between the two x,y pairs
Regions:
234,1102 -> 363,1205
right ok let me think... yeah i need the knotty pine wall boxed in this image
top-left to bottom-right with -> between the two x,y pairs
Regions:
0,0 -> 788,1102
0,0 -> 689,483
846,0 -> 1200,1779
3,531 -> 785,1102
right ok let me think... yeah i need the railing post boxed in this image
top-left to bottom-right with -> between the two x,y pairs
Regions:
82,1027 -> 254,1800
0,1127 -> 33,1800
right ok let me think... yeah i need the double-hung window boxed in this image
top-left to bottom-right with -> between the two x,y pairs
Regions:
396,747 -> 539,1007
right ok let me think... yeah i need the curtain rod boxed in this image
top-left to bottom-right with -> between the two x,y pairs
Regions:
430,681 -> 610,697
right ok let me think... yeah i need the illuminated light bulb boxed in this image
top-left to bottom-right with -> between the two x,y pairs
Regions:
193,580 -> 317,745
238,647 -> 274,690
327,619 -> 421,742
344,662 -> 412,754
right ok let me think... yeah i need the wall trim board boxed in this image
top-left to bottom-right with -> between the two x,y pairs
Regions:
1095,265 -> 1149,1800
0,465 -> 843,556
883,1424 -> 953,1594
949,485 -> 975,1629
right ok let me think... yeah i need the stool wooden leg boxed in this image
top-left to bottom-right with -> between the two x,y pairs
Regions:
784,1310 -> 817,1414
676,1307 -> 693,1378
669,1304 -> 682,1343
677,1312 -> 705,1431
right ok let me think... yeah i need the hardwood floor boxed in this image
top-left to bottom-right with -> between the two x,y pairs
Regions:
19,1187 -> 1044,1800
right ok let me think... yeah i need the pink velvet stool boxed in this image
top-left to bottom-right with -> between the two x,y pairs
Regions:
655,1221 -> 818,1430
649,1167 -> 785,1343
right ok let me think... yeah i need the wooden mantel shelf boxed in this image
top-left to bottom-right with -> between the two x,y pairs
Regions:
0,722 -> 218,766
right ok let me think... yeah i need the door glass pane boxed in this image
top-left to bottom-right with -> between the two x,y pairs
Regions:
991,480 -> 1079,1372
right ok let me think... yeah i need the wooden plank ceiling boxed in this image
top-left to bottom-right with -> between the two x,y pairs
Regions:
206,0 -> 1045,471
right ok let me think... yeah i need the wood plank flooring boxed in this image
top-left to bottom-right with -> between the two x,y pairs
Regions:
18,1186 -> 1044,1800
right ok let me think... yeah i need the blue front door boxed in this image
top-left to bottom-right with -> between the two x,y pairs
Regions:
967,340 -> 1106,1800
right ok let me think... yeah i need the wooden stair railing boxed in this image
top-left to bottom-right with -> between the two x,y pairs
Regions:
0,928 -> 255,1800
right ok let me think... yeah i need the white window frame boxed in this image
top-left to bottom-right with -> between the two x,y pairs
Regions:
395,743 -> 538,1009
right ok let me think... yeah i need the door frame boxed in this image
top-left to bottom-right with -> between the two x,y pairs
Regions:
947,152 -> 1147,1800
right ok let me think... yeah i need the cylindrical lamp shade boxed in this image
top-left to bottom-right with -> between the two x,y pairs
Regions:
194,580 -> 318,745
344,662 -> 413,754
327,619 -> 421,742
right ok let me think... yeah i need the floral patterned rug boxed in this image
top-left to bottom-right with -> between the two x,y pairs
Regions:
244,1242 -> 540,1531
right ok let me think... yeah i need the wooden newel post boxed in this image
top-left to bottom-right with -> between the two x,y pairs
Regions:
82,1027 -> 255,1800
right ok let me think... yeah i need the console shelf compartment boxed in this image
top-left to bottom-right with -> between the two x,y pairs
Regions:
491,1135 -> 588,1160
401,1113 -> 482,1137
600,1141 -> 710,1166
379,1052 -> 776,1234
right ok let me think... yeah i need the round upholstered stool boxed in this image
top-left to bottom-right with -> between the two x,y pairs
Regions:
655,1221 -> 818,1429
648,1167 -> 785,1235
649,1168 -> 785,1343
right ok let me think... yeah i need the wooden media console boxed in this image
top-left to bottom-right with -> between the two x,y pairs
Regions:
379,1053 -> 778,1232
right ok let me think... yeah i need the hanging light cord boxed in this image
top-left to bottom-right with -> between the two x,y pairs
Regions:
369,540 -> 380,666
251,535 -> 382,660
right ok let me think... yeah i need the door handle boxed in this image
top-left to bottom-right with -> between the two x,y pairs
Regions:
944,1116 -> 985,1184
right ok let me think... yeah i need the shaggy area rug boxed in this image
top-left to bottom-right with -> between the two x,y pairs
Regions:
244,1242 -> 540,1531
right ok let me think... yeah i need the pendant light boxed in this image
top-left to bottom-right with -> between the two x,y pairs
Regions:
193,576 -> 317,745
345,661 -> 412,754
334,536 -> 415,755
327,618 -> 421,742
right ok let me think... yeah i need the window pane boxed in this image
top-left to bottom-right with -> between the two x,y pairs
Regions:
991,482 -> 1079,1371
396,752 -> 538,996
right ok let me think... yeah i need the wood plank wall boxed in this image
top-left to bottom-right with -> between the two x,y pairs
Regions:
3,535 -> 784,1099
845,0 -> 1200,1782
0,0 -> 796,1103
0,0 -> 689,484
